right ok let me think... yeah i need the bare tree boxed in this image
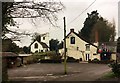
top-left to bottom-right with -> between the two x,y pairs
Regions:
2,1 -> 65,40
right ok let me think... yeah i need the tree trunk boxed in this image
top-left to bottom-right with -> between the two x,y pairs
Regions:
2,57 -> 8,82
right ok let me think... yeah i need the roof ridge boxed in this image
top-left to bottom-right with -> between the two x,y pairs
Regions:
66,31 -> 98,48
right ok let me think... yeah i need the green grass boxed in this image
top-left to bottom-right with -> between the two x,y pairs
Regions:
103,71 -> 115,78
101,71 -> 116,79
97,71 -> 120,81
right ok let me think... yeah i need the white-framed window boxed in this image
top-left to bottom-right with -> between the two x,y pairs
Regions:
70,37 -> 75,44
93,53 -> 97,55
86,44 -> 90,51
86,54 -> 90,61
43,37 -> 45,40
35,43 -> 38,48
77,47 -> 79,50
41,50 -> 43,52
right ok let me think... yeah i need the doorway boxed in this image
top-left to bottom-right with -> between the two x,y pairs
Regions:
86,54 -> 90,61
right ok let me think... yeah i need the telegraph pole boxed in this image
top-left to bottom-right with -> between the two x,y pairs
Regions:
63,17 -> 67,74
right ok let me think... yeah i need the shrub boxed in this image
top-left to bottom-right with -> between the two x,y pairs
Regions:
47,51 -> 62,60
40,59 -> 62,63
93,58 -> 99,61
32,51 -> 62,63
109,62 -> 120,77
67,57 -> 79,62
89,59 -> 114,64
88,58 -> 99,63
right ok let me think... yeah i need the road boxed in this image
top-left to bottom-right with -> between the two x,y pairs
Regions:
8,63 -> 111,81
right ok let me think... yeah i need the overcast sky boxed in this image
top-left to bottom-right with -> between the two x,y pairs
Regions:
12,0 -> 119,47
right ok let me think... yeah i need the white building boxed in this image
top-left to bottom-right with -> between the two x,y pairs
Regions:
30,33 -> 49,53
40,33 -> 49,47
65,29 -> 100,61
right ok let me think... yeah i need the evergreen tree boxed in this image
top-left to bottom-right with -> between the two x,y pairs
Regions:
80,10 -> 115,42
49,39 -> 59,51
80,10 -> 99,42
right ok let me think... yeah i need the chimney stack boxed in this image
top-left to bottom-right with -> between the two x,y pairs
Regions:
95,30 -> 98,43
93,30 -> 99,46
70,29 -> 74,32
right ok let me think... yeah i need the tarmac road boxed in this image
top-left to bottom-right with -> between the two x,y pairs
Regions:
8,63 -> 111,81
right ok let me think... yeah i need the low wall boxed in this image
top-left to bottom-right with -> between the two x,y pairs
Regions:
111,53 -> 116,60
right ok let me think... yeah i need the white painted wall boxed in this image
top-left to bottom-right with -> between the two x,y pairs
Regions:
41,33 -> 49,47
30,33 -> 50,53
92,54 -> 100,60
89,45 -> 99,60
31,41 -> 43,53
66,32 -> 99,61
111,53 -> 116,60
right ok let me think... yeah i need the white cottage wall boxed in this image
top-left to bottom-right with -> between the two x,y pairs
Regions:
66,32 -> 98,61
31,41 -> 43,53
41,33 -> 49,47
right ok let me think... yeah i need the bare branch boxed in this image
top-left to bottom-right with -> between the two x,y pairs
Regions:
2,1 -> 65,39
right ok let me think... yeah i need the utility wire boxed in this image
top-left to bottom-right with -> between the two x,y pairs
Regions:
68,0 -> 96,25
49,0 -> 97,31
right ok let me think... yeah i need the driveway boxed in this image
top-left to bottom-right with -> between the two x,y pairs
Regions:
8,63 -> 111,81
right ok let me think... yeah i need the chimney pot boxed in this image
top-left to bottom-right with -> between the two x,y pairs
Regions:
70,29 -> 74,32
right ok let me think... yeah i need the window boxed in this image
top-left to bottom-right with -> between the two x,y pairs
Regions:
86,54 -> 90,61
43,37 -> 45,40
80,58 -> 82,61
77,47 -> 79,50
86,44 -> 90,51
34,43 -> 38,48
93,53 -> 97,55
45,49 -> 48,52
70,37 -> 75,44
41,50 -> 43,52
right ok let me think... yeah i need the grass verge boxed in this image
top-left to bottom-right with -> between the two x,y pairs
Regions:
97,71 -> 120,81
101,71 -> 116,79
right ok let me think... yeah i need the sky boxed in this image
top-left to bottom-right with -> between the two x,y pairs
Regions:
11,0 -> 119,47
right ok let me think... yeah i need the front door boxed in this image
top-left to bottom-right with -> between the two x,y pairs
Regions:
86,54 -> 90,61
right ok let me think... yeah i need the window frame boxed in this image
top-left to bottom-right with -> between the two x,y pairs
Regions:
70,37 -> 75,44
43,37 -> 45,40
34,43 -> 38,48
86,44 -> 90,51
77,47 -> 79,50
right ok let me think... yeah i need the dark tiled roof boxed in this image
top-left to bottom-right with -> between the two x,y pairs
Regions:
29,40 -> 49,48
0,52 -> 18,57
39,42 -> 49,48
29,40 -> 36,47
66,31 -> 98,48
